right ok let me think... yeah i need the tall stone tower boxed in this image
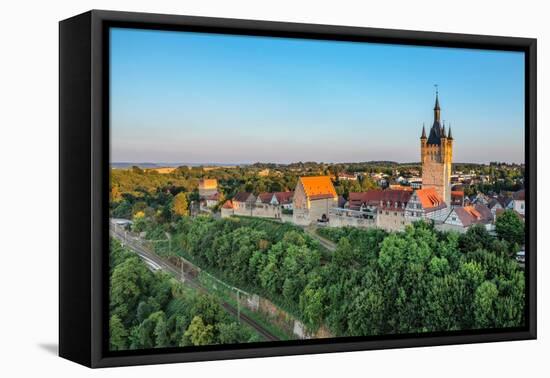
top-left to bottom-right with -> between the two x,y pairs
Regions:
420,91 -> 453,205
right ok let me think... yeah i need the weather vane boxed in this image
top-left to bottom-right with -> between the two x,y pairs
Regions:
434,83 -> 439,94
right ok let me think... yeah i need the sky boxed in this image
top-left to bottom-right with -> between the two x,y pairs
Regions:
110,27 -> 525,164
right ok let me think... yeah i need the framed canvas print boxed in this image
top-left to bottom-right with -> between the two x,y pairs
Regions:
59,10 -> 537,368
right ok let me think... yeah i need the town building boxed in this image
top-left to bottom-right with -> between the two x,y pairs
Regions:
451,190 -> 465,207
337,172 -> 357,181
293,176 -> 338,226
487,196 -> 509,218
205,192 -> 221,208
440,203 -> 493,233
420,91 -> 453,205
232,192 -> 256,216
198,178 -> 218,198
405,188 -> 448,223
272,191 -> 294,210
220,200 -> 234,218
220,191 -> 294,219
507,189 -> 525,215
253,192 -> 280,218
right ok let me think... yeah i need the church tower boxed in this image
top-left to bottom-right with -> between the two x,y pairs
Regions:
420,90 -> 453,205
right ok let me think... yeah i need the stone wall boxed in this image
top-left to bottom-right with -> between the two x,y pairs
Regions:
242,295 -> 334,340
328,213 -> 376,229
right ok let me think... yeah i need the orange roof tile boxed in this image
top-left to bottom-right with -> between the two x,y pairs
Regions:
222,200 -> 233,209
415,188 -> 445,209
463,205 -> 481,219
299,176 -> 337,200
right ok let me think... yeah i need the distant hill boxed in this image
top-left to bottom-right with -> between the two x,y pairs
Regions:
111,162 -> 242,169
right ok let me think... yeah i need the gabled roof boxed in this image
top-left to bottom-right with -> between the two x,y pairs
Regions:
453,207 -> 477,227
474,203 -> 493,221
274,191 -> 293,204
233,192 -> 254,203
415,188 -> 447,211
299,176 -> 337,201
488,196 -> 510,209
451,204 -> 492,227
222,200 -> 233,209
257,192 -> 274,204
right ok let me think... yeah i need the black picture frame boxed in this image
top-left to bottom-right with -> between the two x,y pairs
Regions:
59,9 -> 537,368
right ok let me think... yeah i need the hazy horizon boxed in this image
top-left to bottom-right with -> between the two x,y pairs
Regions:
110,28 -> 526,164
110,159 -> 524,166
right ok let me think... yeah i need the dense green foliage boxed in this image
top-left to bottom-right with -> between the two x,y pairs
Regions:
495,210 -> 525,246
109,164 -> 526,342
145,216 -> 524,336
109,239 -> 257,351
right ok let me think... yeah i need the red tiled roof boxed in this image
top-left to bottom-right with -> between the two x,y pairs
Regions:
257,192 -> 274,204
452,204 -> 493,227
222,200 -> 233,209
233,192 -> 254,203
348,190 -> 413,211
474,203 -> 493,221
274,191 -> 293,204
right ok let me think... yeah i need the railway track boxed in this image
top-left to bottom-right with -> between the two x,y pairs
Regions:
110,227 -> 280,342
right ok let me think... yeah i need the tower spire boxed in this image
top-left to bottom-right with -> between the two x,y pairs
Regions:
421,123 -> 426,139
434,85 -> 441,123
448,123 -> 453,139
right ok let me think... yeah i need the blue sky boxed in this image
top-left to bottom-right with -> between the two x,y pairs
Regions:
110,27 -> 525,164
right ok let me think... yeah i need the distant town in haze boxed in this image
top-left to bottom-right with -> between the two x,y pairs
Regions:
108,28 -> 526,352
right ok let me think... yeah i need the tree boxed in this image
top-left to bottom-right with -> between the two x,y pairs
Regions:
109,315 -> 128,350
474,281 -> 499,328
110,256 -> 150,324
151,311 -> 169,348
216,322 -> 245,344
495,210 -> 524,246
332,237 -> 356,267
300,284 -> 326,332
131,215 -> 148,233
183,316 -> 214,346
173,192 -> 189,217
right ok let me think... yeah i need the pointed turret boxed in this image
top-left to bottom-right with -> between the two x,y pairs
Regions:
441,124 -> 446,138
434,90 -> 441,123
448,124 -> 453,140
421,123 -> 427,139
